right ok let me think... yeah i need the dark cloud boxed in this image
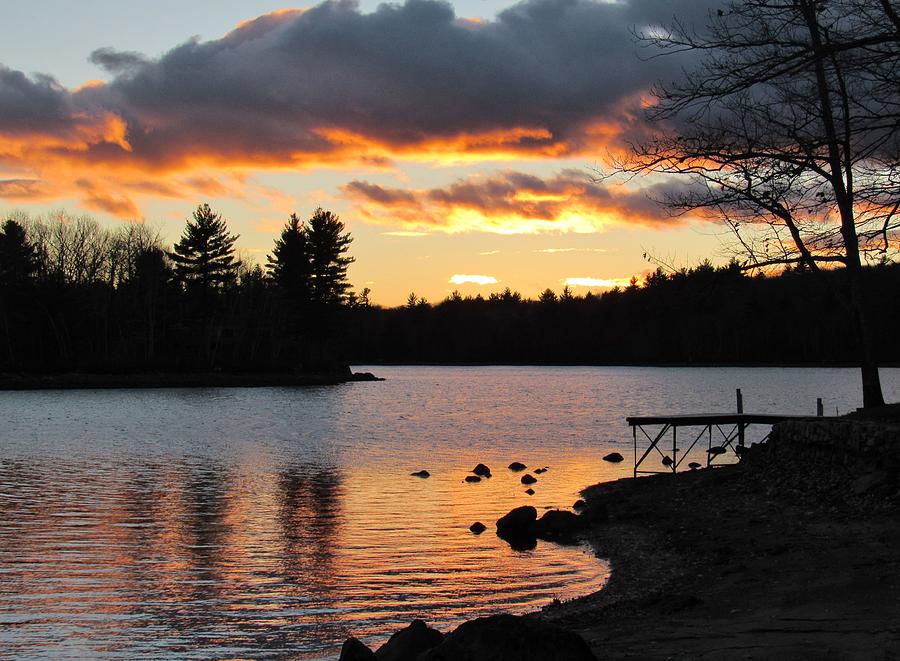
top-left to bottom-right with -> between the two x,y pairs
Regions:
0,0 -> 719,174
88,48 -> 150,74
0,66 -> 81,136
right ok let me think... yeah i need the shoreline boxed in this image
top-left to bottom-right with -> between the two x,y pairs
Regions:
0,370 -> 383,390
356,415 -> 900,659
541,443 -> 900,659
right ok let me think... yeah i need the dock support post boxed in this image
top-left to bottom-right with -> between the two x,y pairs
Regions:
736,388 -> 743,414
672,426 -> 678,473
817,398 -> 824,417
633,424 -> 637,478
736,389 -> 745,451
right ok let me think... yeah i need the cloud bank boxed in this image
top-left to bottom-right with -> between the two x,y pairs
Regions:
0,0 -> 714,216
343,169 -> 703,234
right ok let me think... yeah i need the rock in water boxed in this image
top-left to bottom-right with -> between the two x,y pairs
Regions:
534,467 -> 547,474
708,446 -> 727,456
533,510 -> 586,539
688,462 -> 701,470
525,488 -> 535,495
521,474 -> 537,485
472,463 -> 492,477
411,470 -> 430,478
496,505 -> 537,536
662,455 -> 673,467
603,452 -> 624,463
469,521 -> 487,534
464,475 -> 482,483
375,619 -> 443,661
340,637 -> 376,660
508,462 -> 527,471
572,499 -> 586,510
417,614 -> 598,661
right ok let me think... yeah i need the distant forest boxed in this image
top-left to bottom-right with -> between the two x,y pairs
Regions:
1,208 -> 899,373
343,262 -> 900,366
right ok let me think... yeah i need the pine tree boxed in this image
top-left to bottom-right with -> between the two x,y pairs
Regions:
306,208 -> 354,305
0,220 -> 39,288
168,204 -> 239,291
267,213 -> 311,305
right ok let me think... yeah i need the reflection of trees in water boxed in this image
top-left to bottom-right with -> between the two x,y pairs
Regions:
276,464 -> 344,641
277,464 -> 342,580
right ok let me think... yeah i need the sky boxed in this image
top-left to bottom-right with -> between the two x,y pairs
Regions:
0,0 -> 728,305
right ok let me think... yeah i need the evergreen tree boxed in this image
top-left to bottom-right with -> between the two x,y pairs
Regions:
168,204 -> 239,291
267,213 -> 312,305
0,220 -> 39,288
306,208 -> 354,305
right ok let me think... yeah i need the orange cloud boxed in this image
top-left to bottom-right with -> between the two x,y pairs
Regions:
342,170 -> 704,235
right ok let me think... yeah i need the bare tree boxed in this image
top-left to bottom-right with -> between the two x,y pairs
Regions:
617,0 -> 900,407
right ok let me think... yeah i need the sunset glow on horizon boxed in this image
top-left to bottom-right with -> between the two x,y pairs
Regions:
0,0 -> 725,305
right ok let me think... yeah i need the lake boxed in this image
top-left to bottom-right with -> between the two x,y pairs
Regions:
1,366 -> 897,659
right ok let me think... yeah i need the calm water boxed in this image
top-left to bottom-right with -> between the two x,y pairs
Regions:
1,366 -> 898,659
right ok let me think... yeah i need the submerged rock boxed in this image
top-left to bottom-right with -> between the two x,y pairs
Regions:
465,475 -> 482,483
469,521 -> 487,534
508,461 -> 527,471
375,619 -> 443,661
521,474 -> 538,485
417,614 -> 597,661
411,470 -> 430,478
603,452 -> 625,463
534,467 -> 548,474
340,637 -> 376,661
472,463 -> 492,477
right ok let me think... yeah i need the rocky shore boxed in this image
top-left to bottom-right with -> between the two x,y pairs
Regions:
350,414 -> 899,660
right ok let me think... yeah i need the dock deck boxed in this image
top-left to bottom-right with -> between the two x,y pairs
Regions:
627,404 -> 816,476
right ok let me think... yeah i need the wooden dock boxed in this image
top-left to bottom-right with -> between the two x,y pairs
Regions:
627,390 -> 822,476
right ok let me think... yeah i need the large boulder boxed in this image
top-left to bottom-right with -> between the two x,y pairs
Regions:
496,506 -> 537,536
340,637 -> 377,660
418,614 -> 597,661
375,620 -> 443,661
496,505 -> 538,549
533,510 -> 586,540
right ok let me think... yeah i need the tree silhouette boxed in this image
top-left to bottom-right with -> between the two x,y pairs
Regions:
267,213 -> 312,306
0,220 -> 39,288
616,0 -> 900,407
168,204 -> 240,292
305,208 -> 354,306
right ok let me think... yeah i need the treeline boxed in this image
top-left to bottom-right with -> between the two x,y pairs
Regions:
0,206 -> 359,373
343,262 -> 900,365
